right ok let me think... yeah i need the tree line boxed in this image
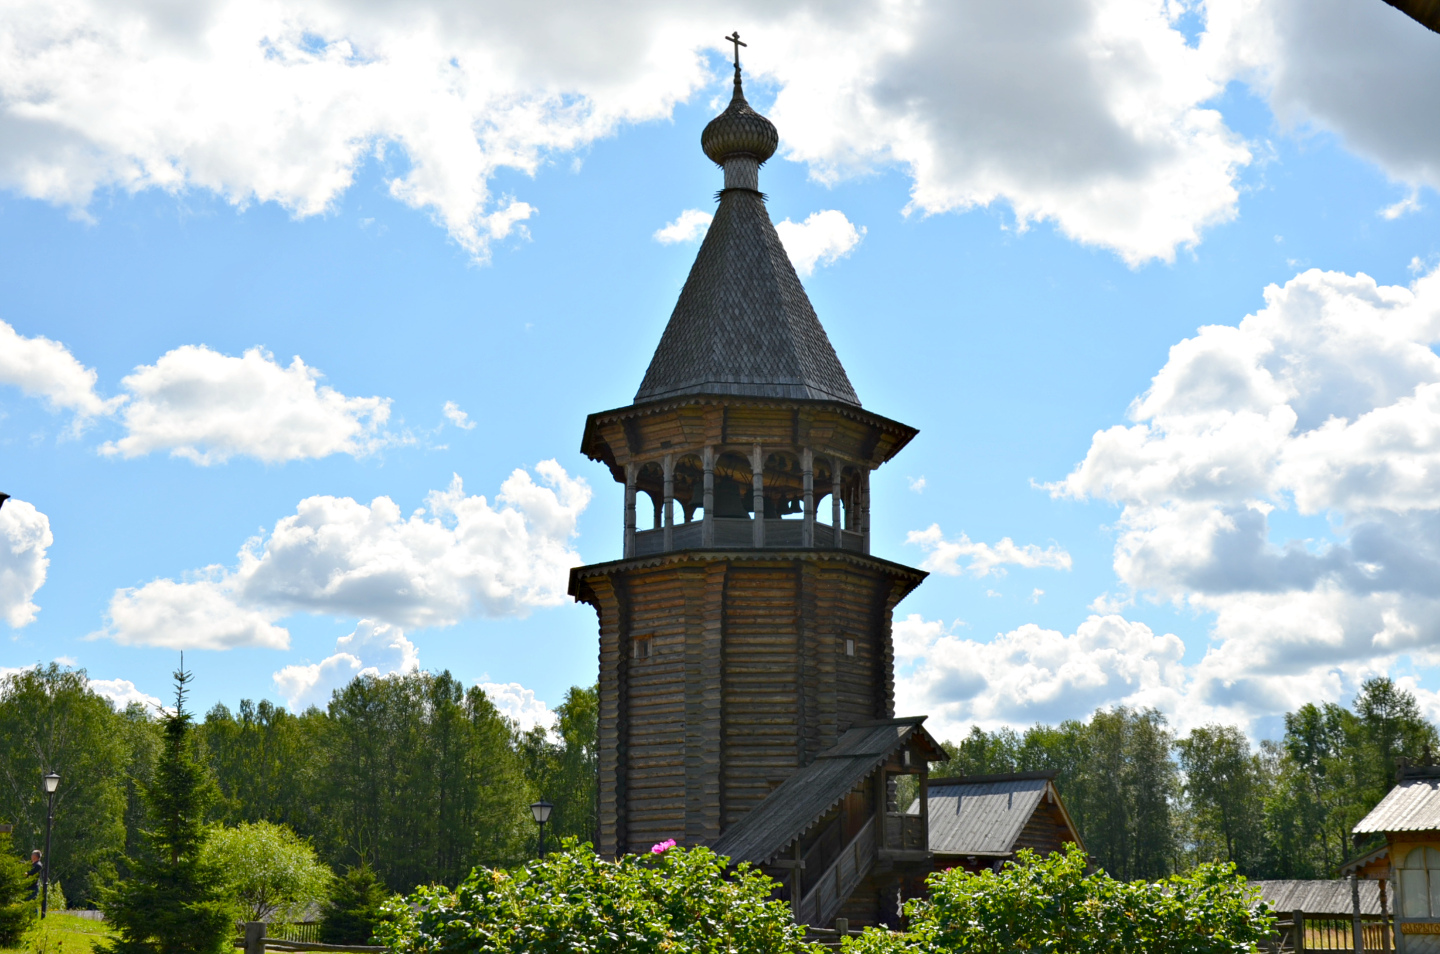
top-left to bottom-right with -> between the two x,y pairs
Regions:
0,662 -> 1428,908
0,664 -> 596,907
929,676 -> 1435,880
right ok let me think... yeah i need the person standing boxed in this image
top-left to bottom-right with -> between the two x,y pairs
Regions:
25,852 -> 40,901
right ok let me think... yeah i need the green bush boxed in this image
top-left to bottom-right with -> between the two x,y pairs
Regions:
40,880 -> 64,915
320,863 -> 389,944
843,844 -> 1273,954
201,820 -> 332,922
377,841 -> 818,954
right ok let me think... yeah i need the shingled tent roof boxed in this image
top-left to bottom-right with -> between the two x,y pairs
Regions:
711,717 -> 944,866
633,72 -> 859,407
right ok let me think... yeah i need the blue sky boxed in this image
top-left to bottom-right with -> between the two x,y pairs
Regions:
2,0 -> 1439,741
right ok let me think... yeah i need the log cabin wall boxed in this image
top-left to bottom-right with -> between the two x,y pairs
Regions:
573,550 -> 923,857
1014,795 -> 1082,856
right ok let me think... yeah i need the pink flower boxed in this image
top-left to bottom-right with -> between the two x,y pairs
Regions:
651,839 -> 677,854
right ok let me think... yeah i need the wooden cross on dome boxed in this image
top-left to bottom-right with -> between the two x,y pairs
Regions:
725,31 -> 747,68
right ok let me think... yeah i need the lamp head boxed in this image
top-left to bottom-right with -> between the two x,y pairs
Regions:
42,773 -> 59,795
530,800 -> 553,824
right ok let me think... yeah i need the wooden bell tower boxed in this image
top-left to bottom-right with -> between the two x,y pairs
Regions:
568,52 -> 928,863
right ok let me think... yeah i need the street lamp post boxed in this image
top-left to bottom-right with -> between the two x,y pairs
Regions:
40,772 -> 58,919
530,800 -> 553,859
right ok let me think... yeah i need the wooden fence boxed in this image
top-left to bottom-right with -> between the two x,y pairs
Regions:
1267,910 -> 1394,953
237,921 -> 386,954
265,923 -> 321,943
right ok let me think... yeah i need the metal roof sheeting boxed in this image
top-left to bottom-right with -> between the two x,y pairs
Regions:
1353,777 -> 1440,833
913,776 -> 1052,856
1252,880 -> 1386,916
711,718 -> 941,866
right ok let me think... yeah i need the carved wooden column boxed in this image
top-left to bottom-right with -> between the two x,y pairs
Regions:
920,761 -> 930,850
752,443 -> 765,547
861,469 -> 871,555
702,446 -> 715,547
624,463 -> 637,558
663,453 -> 675,551
801,447 -> 815,548
831,467 -> 842,543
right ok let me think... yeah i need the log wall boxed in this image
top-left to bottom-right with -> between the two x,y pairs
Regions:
574,550 -> 924,858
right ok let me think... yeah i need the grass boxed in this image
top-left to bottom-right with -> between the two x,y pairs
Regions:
0,912 -> 114,953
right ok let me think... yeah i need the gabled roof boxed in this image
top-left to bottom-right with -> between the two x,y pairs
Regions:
711,717 -> 945,866
911,772 -> 1078,857
633,189 -> 860,406
1354,772 -> 1440,834
1251,880 -> 1386,916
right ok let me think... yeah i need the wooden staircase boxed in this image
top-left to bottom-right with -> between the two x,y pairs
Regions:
795,816 -> 877,927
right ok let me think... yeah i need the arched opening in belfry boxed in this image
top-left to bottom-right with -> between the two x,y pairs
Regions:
763,452 -> 804,518
813,455 -> 835,522
674,454 -> 704,522
638,461 -> 664,529
712,452 -> 753,518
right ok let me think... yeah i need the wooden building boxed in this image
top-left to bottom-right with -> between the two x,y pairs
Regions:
1349,763 -> 1440,952
567,51 -> 940,926
909,771 -> 1085,875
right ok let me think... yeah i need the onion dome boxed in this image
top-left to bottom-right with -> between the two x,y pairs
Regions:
701,67 -> 779,167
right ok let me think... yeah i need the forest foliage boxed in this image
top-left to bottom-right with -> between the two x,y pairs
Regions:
0,665 -> 597,905
0,661 -> 1428,910
929,677 -> 1437,879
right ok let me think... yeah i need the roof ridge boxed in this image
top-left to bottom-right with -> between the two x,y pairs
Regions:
929,770 -> 1058,785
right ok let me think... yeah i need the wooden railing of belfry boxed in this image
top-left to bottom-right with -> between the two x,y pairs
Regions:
795,816 -> 877,928
238,922 -> 386,954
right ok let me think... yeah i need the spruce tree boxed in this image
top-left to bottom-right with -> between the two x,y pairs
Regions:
319,863 -> 388,944
0,827 -> 35,945
103,662 -> 232,954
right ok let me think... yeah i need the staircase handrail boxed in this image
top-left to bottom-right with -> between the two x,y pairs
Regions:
797,815 -> 877,927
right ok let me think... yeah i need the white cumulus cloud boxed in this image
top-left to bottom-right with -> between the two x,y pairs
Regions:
442,401 -> 476,430
101,345 -> 392,465
104,577 -> 292,650
893,612 -> 1190,738
0,0 -> 1266,265
907,524 -> 1073,578
479,681 -> 556,734
0,497 -> 53,628
0,319 -> 117,421
98,460 -> 591,649
653,208 -> 713,245
774,210 -> 865,276
273,619 -> 419,710
88,678 -> 163,712
1206,0 -> 1440,197
1053,263 -> 1440,721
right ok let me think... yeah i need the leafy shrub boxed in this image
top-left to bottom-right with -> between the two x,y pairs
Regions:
40,879 -> 64,914
202,820 -> 333,922
320,863 -> 389,944
843,844 -> 1273,954
377,840 -> 818,954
